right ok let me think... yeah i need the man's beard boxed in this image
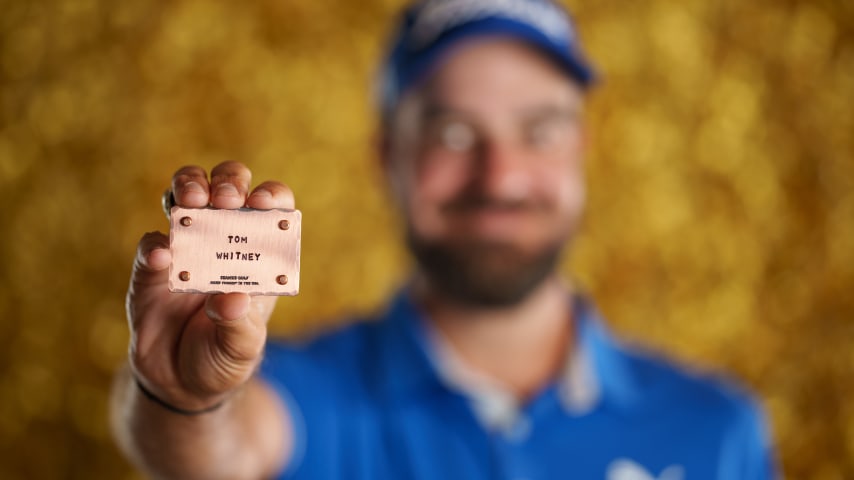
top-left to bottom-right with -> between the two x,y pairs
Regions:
407,229 -> 564,308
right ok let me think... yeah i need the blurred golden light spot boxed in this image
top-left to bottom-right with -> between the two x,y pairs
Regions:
1,23 -> 46,79
585,17 -> 642,77
787,4 -> 836,69
766,395 -> 793,439
639,173 -> 691,236
768,272 -> 811,324
14,364 -> 61,421
833,47 -> 854,92
19,316 -> 61,355
648,3 -> 709,87
0,381 -> 26,443
108,1 -> 151,30
694,72 -> 761,176
57,0 -> 98,23
0,136 -> 31,185
51,0 -> 100,55
25,85 -> 79,144
612,110 -> 673,168
88,307 -> 131,373
827,194 -> 854,264
813,464 -> 845,480
69,383 -> 110,440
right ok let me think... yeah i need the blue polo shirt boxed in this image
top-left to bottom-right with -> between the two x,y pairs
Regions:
260,291 -> 777,479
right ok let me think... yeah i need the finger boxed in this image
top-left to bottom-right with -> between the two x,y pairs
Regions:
172,165 -> 210,208
210,161 -> 252,209
246,181 -> 296,210
133,231 -> 171,276
128,232 -> 180,337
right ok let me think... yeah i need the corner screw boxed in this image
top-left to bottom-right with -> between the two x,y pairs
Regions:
179,271 -> 190,281
276,275 -> 288,285
278,219 -> 290,230
180,216 -> 192,227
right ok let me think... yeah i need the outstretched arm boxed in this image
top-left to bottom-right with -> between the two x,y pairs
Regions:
110,162 -> 296,479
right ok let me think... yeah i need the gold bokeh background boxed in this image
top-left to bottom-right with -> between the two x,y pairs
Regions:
0,0 -> 852,478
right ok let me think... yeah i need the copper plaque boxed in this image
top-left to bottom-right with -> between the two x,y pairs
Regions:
168,207 -> 301,296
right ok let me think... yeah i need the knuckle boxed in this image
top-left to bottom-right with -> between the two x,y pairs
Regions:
138,231 -> 166,253
173,165 -> 205,177
217,160 -> 246,170
260,180 -> 290,192
174,173 -> 200,187
214,161 -> 249,173
211,174 -> 240,185
140,230 -> 163,242
212,163 -> 251,182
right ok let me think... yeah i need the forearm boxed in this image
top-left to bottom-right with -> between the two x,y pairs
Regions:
110,365 -> 289,480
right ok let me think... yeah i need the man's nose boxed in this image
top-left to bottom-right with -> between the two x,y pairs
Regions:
472,139 -> 532,200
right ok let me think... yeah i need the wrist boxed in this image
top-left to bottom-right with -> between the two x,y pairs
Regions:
133,375 -> 226,416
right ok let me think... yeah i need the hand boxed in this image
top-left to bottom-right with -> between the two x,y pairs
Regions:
127,161 -> 295,411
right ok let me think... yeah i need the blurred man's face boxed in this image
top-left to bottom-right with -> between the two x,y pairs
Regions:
385,39 -> 587,307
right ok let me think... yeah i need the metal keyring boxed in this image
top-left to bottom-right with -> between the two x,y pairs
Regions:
162,188 -> 176,220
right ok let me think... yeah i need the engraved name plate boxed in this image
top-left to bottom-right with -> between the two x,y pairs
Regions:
168,207 -> 301,295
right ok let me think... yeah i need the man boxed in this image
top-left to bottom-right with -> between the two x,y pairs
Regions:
111,0 -> 777,478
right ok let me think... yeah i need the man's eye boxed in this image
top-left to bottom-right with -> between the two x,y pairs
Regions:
438,121 -> 476,152
526,121 -> 561,148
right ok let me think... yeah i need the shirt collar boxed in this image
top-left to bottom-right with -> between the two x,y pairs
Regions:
374,289 -> 639,421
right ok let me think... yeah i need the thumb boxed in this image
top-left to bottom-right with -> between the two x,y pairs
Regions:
203,293 -> 267,363
205,293 -> 251,326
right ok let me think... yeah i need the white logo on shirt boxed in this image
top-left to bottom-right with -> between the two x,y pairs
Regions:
606,459 -> 685,480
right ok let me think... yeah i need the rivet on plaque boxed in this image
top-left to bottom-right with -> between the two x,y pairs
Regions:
180,216 -> 192,227
179,271 -> 191,281
277,275 -> 288,285
278,219 -> 290,230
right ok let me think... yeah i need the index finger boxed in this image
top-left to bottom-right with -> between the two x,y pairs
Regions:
172,165 -> 210,208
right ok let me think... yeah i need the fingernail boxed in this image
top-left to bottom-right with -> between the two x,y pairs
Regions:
250,189 -> 272,199
183,181 -> 204,194
215,183 -> 239,197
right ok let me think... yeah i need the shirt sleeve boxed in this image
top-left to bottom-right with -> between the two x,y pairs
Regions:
257,342 -> 308,478
258,340 -> 344,480
717,398 -> 780,480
